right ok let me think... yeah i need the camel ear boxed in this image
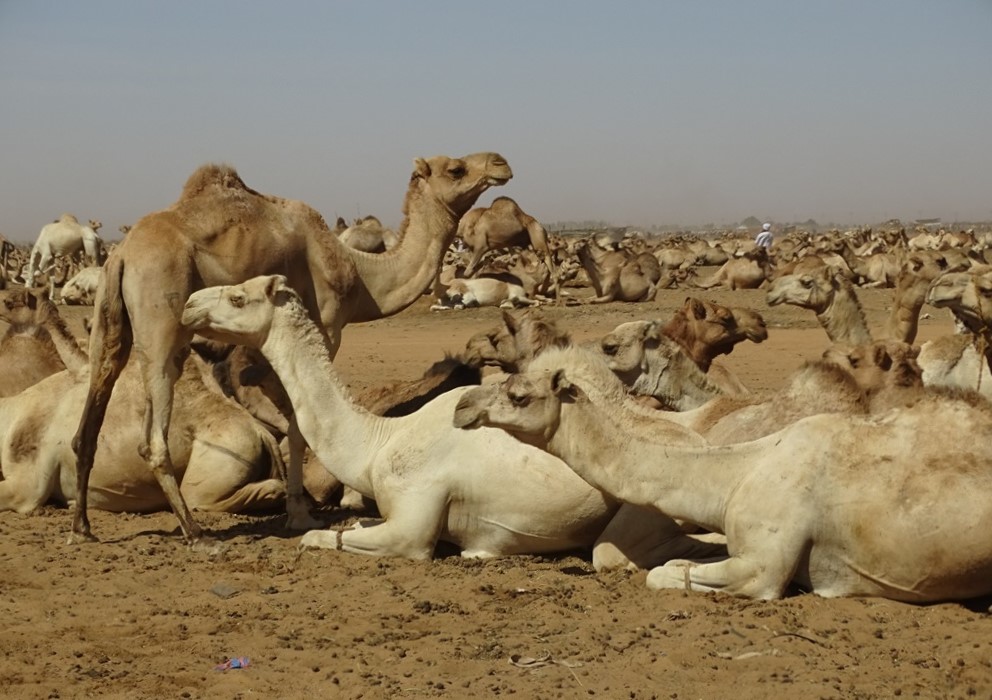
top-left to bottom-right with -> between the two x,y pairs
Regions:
264,275 -> 289,300
685,297 -> 706,319
550,369 -> 578,399
412,158 -> 431,180
872,345 -> 893,371
642,320 -> 663,341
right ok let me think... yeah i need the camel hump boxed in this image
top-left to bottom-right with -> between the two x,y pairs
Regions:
180,163 -> 250,201
490,196 -> 520,209
58,213 -> 79,224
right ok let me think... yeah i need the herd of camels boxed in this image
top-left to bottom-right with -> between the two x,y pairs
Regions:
3,151 -> 992,604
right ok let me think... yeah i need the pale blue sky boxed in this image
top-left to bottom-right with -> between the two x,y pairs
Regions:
1,1 -> 990,242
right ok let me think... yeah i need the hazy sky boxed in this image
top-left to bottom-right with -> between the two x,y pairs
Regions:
2,1 -> 990,242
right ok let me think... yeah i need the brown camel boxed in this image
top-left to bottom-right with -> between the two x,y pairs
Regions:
661,298 -> 768,372
573,238 -> 657,303
886,251 -> 969,343
71,152 -> 511,542
458,197 -> 560,297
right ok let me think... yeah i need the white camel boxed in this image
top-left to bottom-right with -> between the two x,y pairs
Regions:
26,215 -> 105,300
180,275 -> 620,559
59,266 -> 103,305
431,277 -> 541,311
453,347 -> 992,602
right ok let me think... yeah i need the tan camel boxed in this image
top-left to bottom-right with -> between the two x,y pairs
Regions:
0,287 -> 89,396
885,252 -> 967,343
181,275 -> 626,560
337,215 -> 400,253
0,355 -> 288,515
922,270 -> 992,394
833,239 -> 902,288
453,348 -> 992,602
462,309 -> 572,373
693,248 -> 770,290
458,197 -> 559,296
766,267 -> 872,345
26,215 -> 105,300
573,238 -> 657,303
662,298 -> 768,372
71,152 -> 511,543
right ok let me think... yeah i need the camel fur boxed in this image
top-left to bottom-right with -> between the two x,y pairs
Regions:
71,152 -> 511,543
181,275 -> 623,560
453,346 -> 992,602
574,238 -> 657,303
766,266 -> 872,346
59,266 -> 103,305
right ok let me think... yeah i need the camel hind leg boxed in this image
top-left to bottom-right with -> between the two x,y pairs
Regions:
300,498 -> 447,559
181,434 -> 287,513
645,553 -> 795,600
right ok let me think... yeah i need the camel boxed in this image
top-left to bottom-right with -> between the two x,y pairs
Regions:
463,309 -> 572,374
71,151 -> 512,543
573,238 -> 657,303
26,215 -> 105,300
59,266 -> 103,305
833,239 -> 902,288
0,288 -> 77,396
0,354 -> 288,516
180,275 -> 625,560
458,197 -> 560,297
430,276 -> 540,311
661,298 -> 768,372
886,252 -> 967,343
693,248 -> 770,290
923,270 -> 992,394
766,267 -> 872,345
453,348 -> 992,602
337,216 -> 400,253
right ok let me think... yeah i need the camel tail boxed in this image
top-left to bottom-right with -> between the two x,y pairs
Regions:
71,253 -> 132,536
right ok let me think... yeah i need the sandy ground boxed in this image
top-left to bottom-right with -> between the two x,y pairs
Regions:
3,284 -> 992,699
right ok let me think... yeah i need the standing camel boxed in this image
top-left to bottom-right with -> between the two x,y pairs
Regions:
458,197 -> 560,298
71,152 -> 511,543
26,215 -> 105,300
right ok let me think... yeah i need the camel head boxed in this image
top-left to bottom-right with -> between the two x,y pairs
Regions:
0,286 -> 55,326
407,152 -> 512,220
766,267 -> 837,313
453,369 -> 577,447
87,219 -> 103,232
181,274 -> 297,349
927,270 -> 992,332
598,320 -> 663,375
462,309 -> 569,372
822,340 -> 923,393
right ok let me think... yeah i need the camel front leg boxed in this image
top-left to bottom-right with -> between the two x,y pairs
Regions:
139,357 -> 202,541
285,418 -> 322,530
300,505 -> 444,560
645,555 -> 792,600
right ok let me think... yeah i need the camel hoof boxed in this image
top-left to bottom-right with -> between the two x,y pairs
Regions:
286,512 -> 323,531
66,531 -> 99,545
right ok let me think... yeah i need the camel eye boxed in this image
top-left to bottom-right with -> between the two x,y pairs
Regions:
448,166 -> 467,179
508,393 -> 530,408
229,294 -> 246,309
602,343 -> 618,356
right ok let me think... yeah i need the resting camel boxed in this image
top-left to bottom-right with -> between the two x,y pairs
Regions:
0,355 -> 288,515
924,270 -> 992,393
181,275 -> 624,559
26,215 -> 105,300
458,197 -> 559,297
573,238 -> 657,303
463,309 -> 572,374
766,267 -> 872,345
886,251 -> 966,343
454,348 -> 992,602
59,266 -> 103,305
430,276 -> 540,311
72,152 -> 512,543
337,216 -> 399,253
0,288 -> 78,396
693,248 -> 770,290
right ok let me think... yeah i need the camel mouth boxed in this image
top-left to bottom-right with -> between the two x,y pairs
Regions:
487,176 -> 511,187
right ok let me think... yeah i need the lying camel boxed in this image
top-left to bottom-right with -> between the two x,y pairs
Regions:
693,248 -> 770,290
337,216 -> 399,253
181,275 -> 620,560
454,347 -> 992,602
59,266 -> 103,305
662,297 -> 768,372
0,354 -> 288,515
72,151 -> 511,543
458,197 -> 559,297
0,287 -> 87,396
463,309 -> 572,373
430,276 -> 540,311
766,266 -> 872,345
574,238 -> 657,303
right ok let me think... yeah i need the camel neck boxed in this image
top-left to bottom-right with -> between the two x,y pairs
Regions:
346,183 -> 459,322
887,279 -> 928,343
548,397 -> 752,532
259,303 -> 383,495
816,283 -> 872,345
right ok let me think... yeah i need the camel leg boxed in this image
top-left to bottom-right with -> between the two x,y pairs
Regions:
138,352 -> 203,541
0,456 -> 57,514
180,441 -> 287,513
285,418 -> 322,529
645,555 -> 792,599
592,504 -> 728,572
300,499 -> 445,559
